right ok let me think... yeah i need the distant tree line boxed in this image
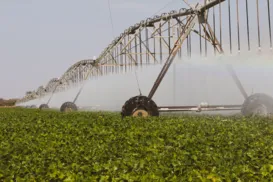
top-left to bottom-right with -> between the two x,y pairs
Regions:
0,98 -> 18,106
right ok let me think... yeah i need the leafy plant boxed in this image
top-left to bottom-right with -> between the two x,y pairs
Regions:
0,108 -> 273,181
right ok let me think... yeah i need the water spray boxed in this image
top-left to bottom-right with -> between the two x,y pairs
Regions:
18,0 -> 273,117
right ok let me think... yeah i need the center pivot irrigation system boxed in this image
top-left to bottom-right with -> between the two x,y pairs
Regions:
17,0 -> 273,117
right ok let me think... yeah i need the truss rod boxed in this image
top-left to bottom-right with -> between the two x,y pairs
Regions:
177,26 -> 182,58
151,20 -> 169,37
199,23 -> 202,55
256,0 -> 261,50
213,6 -> 216,55
268,0 -> 272,49
120,40 -> 123,67
159,23 -> 163,62
134,35 -> 138,64
150,34 -> 172,53
119,42 -> 138,64
168,20 -> 171,54
206,22 -> 223,53
125,36 -> 127,71
187,33 -> 189,57
219,0 -> 222,47
228,0 -> 232,54
139,31 -> 143,65
188,33 -> 191,58
204,0 -> 208,57
245,0 -> 250,51
135,34 -> 158,63
154,26 -> 156,61
146,27 -> 149,63
236,0 -> 240,53
175,17 -> 211,43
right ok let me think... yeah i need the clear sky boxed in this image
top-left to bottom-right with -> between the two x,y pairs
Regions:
0,0 -> 195,98
0,0 -> 272,99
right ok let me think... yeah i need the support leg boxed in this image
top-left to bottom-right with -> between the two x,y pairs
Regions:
226,65 -> 248,99
72,82 -> 86,104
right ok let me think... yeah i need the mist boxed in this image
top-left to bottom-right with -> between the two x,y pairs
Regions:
18,49 -> 273,115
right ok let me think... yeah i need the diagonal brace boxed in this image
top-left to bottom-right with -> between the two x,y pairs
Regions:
148,14 -> 198,99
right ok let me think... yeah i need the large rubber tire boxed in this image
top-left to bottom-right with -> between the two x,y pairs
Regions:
121,95 -> 159,118
60,102 -> 78,112
241,93 -> 273,116
30,105 -> 37,108
39,104 -> 49,110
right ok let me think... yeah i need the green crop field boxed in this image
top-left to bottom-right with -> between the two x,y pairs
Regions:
1,108 -> 273,181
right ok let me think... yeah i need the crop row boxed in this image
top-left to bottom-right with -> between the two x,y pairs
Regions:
0,108 -> 273,181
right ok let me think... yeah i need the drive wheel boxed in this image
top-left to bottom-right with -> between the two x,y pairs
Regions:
241,93 -> 273,117
121,95 -> 159,118
39,104 -> 49,110
60,102 -> 78,112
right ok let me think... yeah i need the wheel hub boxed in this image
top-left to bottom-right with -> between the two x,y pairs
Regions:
64,107 -> 73,112
132,109 -> 149,117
